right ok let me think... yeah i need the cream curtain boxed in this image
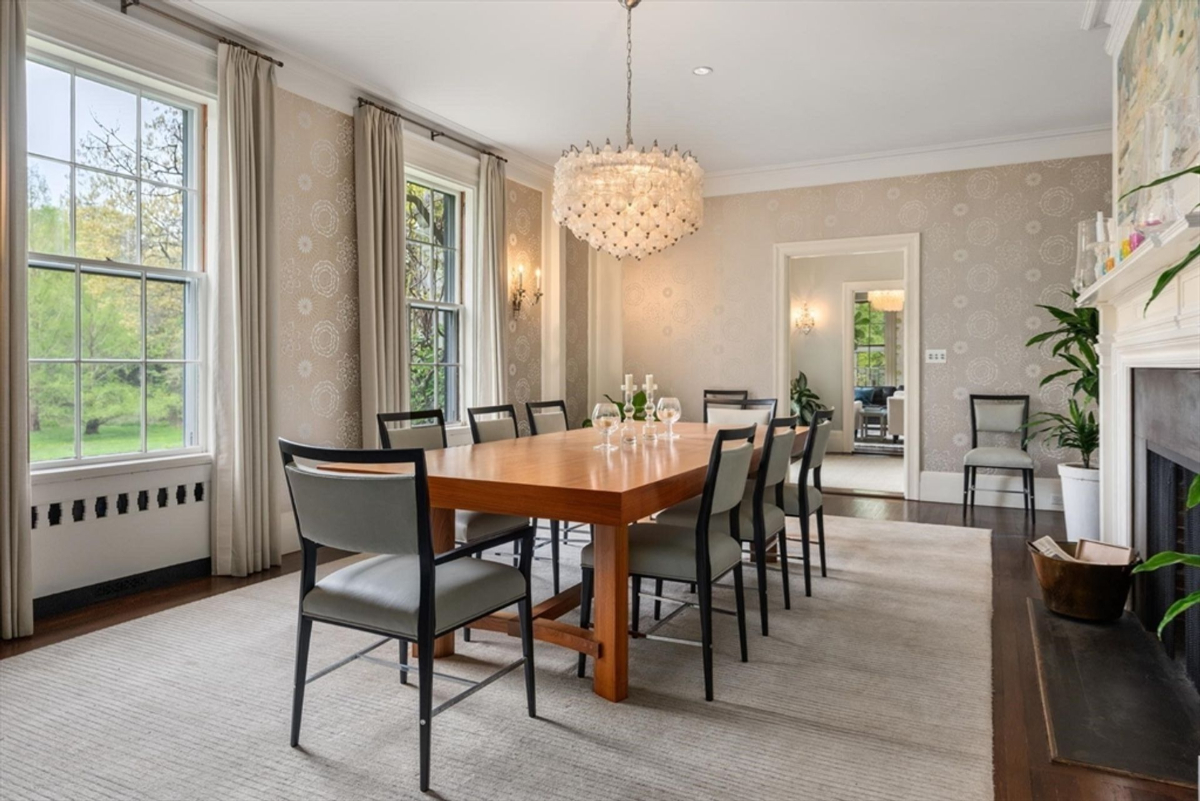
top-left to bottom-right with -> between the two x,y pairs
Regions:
472,154 -> 508,406
0,0 -> 33,639
210,44 -> 278,577
354,105 -> 406,443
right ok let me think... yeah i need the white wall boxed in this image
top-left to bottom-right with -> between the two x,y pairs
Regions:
788,252 -> 904,435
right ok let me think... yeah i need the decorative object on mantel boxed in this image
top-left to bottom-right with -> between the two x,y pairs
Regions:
793,303 -> 817,334
510,264 -> 542,315
551,0 -> 704,261
866,289 -> 904,313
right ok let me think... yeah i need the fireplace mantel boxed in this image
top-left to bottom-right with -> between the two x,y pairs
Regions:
1081,221 -> 1200,547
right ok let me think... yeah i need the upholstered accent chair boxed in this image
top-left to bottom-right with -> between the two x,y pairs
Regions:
782,408 -> 834,596
887,391 -> 905,442
704,397 -> 777,425
963,394 -> 1035,521
279,439 -> 536,793
577,425 -> 755,701
657,416 -> 799,635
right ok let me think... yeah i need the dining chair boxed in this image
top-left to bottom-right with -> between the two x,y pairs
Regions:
782,408 -> 833,597
279,439 -> 536,793
657,416 -> 798,636
526,400 -> 592,561
963,394 -> 1035,522
577,425 -> 755,701
703,389 -> 749,402
378,409 -> 534,639
467,404 -> 564,593
704,397 -> 777,425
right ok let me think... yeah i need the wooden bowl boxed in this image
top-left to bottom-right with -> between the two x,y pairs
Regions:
1028,541 -> 1137,622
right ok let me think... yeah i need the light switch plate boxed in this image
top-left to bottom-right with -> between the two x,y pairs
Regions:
926,349 -> 947,364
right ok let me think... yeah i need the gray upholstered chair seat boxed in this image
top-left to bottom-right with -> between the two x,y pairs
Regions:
655,484 -> 785,541
963,446 -> 1034,469
579,523 -> 743,583
455,510 -> 531,544
303,554 -> 526,638
782,482 -> 822,516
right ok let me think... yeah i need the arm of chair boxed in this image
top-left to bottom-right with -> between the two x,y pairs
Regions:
433,524 -> 535,565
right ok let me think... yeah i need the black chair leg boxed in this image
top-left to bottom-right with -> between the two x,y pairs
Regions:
733,563 -> 748,663
290,615 -> 313,747
653,578 -> 663,620
518,598 -> 536,718
969,467 -> 978,510
418,633 -> 434,793
399,639 -> 409,685
512,538 -> 520,568
754,534 -> 769,636
962,466 -> 970,518
463,626 -> 471,642
698,575 -> 715,702
631,576 -> 641,633
577,567 -> 593,678
1028,470 -> 1036,526
689,582 -> 696,594
816,507 -> 827,578
550,520 -> 561,595
800,513 -> 813,598
777,531 -> 792,610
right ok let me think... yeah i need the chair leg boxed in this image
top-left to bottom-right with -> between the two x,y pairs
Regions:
689,582 -> 696,594
777,531 -> 792,610
550,520 -> 561,595
518,598 -> 536,718
399,639 -> 409,685
733,563 -> 748,663
969,467 -> 978,510
631,576 -> 641,633
577,567 -> 593,678
816,507 -> 827,578
512,538 -> 520,568
1028,470 -> 1036,526
800,513 -> 813,598
962,466 -> 970,518
698,574 -> 715,702
418,633 -> 434,792
463,626 -> 471,642
653,578 -> 663,620
290,615 -> 313,747
754,534 -> 769,636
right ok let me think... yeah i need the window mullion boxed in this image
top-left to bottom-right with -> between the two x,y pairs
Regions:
74,264 -> 82,460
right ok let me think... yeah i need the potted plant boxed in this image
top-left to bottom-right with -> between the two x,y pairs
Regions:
1025,291 -> 1100,540
790,370 -> 826,425
1025,398 -> 1100,541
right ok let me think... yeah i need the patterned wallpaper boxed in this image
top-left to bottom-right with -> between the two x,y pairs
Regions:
622,155 -> 1112,478
564,233 -> 591,427
271,88 -> 361,454
505,179 -> 543,434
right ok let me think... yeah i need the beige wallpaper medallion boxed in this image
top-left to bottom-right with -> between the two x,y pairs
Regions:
505,179 -> 543,434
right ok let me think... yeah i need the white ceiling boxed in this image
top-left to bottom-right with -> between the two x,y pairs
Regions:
182,0 -> 1112,175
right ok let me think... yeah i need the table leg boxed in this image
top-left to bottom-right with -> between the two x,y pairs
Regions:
420,507 -> 457,658
591,523 -> 629,702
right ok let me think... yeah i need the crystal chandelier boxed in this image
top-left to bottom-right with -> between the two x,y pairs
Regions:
867,290 -> 905,313
552,0 -> 704,261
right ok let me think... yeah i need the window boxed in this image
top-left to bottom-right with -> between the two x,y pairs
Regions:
853,295 -> 903,389
405,178 -> 462,422
26,56 -> 203,465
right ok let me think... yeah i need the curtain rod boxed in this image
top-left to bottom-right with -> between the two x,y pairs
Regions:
120,0 -> 284,68
357,97 -> 508,164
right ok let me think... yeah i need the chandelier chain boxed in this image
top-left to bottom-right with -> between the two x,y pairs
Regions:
626,4 -> 633,146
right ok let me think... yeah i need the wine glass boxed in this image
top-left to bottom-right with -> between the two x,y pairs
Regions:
657,397 -> 681,440
592,401 -> 620,451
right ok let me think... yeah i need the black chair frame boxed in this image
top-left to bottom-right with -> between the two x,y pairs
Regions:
962,394 -> 1035,523
703,389 -> 749,401
279,439 -> 536,793
526,399 -> 593,553
578,425 -> 754,701
783,408 -> 834,597
377,409 -> 447,449
702,397 -> 778,423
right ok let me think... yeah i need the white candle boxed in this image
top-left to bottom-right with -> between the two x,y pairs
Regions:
1094,211 -> 1105,244
643,374 -> 655,394
535,268 -> 542,290
623,373 -> 635,394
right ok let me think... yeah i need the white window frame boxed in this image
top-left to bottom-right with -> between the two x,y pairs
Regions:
26,50 -> 208,471
404,166 -> 475,425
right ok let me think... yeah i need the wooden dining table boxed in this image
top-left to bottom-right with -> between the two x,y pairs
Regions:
320,421 -> 807,703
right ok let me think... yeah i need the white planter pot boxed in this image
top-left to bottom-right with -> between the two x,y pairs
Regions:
1058,462 -> 1100,542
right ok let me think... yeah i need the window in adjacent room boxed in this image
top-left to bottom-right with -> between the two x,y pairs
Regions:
26,55 -> 204,466
405,178 -> 463,422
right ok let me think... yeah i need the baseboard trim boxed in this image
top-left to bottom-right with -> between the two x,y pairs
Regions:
33,558 -> 212,619
920,470 -> 1063,512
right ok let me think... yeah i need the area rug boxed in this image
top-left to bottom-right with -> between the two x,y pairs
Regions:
0,516 -> 993,801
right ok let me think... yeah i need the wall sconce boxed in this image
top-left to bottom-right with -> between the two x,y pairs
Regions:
793,303 -> 816,335
512,265 -> 543,315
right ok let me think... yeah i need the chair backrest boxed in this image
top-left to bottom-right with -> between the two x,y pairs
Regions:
705,397 -> 776,425
757,417 -> 799,495
526,400 -> 568,435
279,439 -> 432,561
969,394 -> 1030,448
703,389 -> 749,402
468,404 -> 519,443
377,409 -> 447,451
796,408 -> 834,488
694,425 -> 757,540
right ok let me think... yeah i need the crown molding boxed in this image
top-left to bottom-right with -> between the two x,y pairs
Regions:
1103,0 -> 1139,57
703,124 -> 1112,198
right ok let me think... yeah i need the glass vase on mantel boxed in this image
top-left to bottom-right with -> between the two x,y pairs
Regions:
1135,96 -> 1200,240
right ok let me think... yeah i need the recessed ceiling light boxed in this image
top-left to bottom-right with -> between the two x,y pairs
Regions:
693,66 -> 713,76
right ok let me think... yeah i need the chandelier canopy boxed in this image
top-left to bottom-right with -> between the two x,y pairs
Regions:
867,290 -> 905,313
552,0 -> 704,261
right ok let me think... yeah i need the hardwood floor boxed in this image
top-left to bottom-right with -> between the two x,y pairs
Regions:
1,498 -> 1191,801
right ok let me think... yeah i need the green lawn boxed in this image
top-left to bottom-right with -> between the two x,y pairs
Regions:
30,423 -> 184,463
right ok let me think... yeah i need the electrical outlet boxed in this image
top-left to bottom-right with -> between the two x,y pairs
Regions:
925,349 -> 947,364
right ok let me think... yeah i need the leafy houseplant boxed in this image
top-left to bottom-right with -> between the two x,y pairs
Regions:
790,371 -> 826,425
1117,163 -> 1200,314
1025,292 -> 1099,403
1025,399 -> 1099,470
1131,479 -> 1200,638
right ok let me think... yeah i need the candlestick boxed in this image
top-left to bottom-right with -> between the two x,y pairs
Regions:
623,373 -> 635,394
